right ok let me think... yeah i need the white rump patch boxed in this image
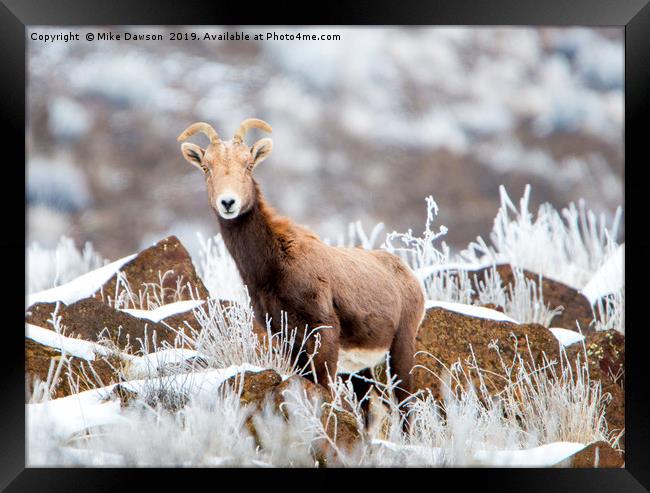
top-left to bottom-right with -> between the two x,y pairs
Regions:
337,347 -> 389,374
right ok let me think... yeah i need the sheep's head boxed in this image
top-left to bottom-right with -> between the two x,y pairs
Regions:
177,118 -> 273,220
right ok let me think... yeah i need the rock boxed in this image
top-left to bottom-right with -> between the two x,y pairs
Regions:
222,369 -> 283,409
412,306 -> 564,401
585,330 -> 624,385
220,370 -> 362,464
270,374 -> 362,463
313,407 -> 363,466
568,441 -> 624,468
92,236 -> 210,306
272,375 -> 331,412
25,302 -> 60,328
25,338 -> 119,400
581,330 -> 624,449
25,338 -> 69,399
470,264 -> 594,331
26,298 -> 191,354
600,381 -> 625,450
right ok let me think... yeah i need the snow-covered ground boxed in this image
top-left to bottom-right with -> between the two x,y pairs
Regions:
25,185 -> 622,466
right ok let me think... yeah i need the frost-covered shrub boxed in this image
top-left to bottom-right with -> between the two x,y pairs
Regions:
330,220 -> 385,249
461,185 -> 622,289
182,292 -> 320,377
382,195 -> 450,271
592,288 -> 624,334
27,236 -> 106,294
72,387 -> 260,466
106,269 -> 192,311
381,192 -> 572,326
402,340 -> 610,464
195,232 -> 246,302
424,269 -> 474,306
475,267 -> 563,326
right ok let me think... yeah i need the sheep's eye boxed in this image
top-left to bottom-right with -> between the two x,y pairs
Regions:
201,165 -> 209,174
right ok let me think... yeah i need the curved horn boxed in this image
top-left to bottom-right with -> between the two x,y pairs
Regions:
177,122 -> 220,145
233,118 -> 272,143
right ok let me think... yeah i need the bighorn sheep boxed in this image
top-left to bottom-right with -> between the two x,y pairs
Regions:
178,119 -> 425,410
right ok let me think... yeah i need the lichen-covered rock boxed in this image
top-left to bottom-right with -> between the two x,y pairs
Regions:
220,370 -> 362,465
92,236 -> 210,306
580,330 -> 624,449
567,441 -> 624,468
26,298 -> 191,354
470,264 -> 594,331
412,306 -> 564,400
271,374 -> 362,463
272,374 -> 331,412
222,369 -> 284,409
25,302 -> 60,328
25,338 -> 119,400
585,329 -> 624,385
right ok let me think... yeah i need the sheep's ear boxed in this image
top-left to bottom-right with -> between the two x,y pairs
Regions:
250,138 -> 273,168
181,142 -> 205,170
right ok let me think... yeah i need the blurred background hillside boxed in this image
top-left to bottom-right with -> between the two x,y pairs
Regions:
27,26 -> 623,260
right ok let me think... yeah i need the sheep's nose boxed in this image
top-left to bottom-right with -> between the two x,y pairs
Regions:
221,198 -> 236,211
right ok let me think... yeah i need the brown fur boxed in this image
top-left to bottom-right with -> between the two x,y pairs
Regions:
178,120 -> 425,408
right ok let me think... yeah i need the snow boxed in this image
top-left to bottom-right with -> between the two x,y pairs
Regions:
548,328 -> 586,347
56,447 -> 127,467
27,252 -> 137,306
28,387 -> 126,442
122,300 -> 205,323
425,300 -> 519,324
371,439 -> 444,463
26,323 -> 109,361
473,441 -> 586,467
123,348 -> 201,380
581,244 -> 624,304
372,439 -> 585,466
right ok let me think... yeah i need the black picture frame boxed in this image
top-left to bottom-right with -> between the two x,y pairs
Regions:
2,0 -> 647,490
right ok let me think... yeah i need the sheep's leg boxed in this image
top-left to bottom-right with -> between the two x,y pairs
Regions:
388,328 -> 416,432
288,313 -> 340,389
